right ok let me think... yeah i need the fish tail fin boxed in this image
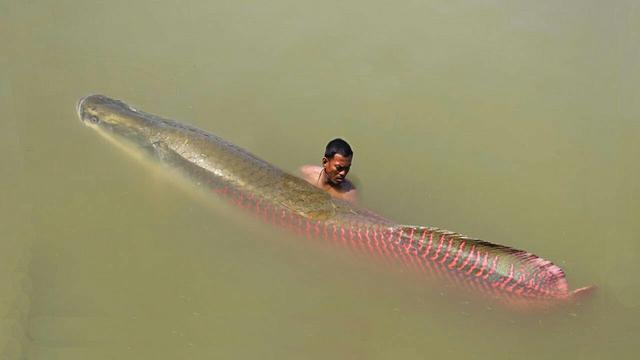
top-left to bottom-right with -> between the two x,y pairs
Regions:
569,285 -> 597,302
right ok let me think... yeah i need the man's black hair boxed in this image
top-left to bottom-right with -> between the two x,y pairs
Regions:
324,138 -> 353,159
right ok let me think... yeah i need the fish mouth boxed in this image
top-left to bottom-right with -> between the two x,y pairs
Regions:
76,95 -> 90,121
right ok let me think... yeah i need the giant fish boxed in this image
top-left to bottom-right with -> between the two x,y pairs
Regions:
76,94 -> 594,309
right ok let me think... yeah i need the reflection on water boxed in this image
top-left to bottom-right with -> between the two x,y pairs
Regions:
2,0 -> 639,359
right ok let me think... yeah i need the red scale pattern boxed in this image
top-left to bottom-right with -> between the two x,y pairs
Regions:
211,186 -> 572,306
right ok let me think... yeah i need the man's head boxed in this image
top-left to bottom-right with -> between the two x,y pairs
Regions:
322,138 -> 353,185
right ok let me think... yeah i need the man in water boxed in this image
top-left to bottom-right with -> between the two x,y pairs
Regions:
299,138 -> 357,203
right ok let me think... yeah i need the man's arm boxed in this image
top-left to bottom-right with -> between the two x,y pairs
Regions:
341,188 -> 358,203
336,180 -> 358,203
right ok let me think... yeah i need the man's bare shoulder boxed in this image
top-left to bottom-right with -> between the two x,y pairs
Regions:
300,165 -> 321,175
299,165 -> 322,184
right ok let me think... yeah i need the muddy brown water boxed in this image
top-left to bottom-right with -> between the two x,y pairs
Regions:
1,1 -> 638,359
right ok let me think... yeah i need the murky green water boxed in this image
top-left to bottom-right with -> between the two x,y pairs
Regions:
2,0 -> 639,359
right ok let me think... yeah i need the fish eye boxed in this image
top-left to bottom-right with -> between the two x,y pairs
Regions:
88,114 -> 100,124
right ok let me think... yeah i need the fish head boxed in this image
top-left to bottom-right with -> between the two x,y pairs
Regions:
77,94 -> 154,148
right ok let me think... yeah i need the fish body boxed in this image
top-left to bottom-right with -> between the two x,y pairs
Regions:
77,94 -> 594,309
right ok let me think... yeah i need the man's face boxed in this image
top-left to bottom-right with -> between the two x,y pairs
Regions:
323,154 -> 352,185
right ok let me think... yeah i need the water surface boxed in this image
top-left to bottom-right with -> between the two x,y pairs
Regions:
1,0 -> 639,359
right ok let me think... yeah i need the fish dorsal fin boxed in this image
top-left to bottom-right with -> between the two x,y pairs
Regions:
392,225 -> 571,297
